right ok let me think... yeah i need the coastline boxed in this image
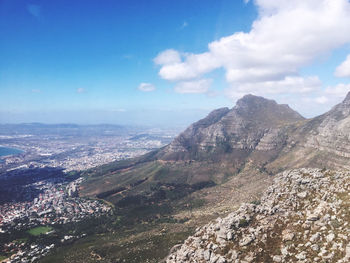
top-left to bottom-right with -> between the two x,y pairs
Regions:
0,146 -> 24,157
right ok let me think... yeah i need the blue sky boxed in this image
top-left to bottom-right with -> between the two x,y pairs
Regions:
1,0 -> 350,126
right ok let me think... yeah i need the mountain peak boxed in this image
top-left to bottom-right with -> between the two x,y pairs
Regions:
236,94 -> 274,107
233,94 -> 304,123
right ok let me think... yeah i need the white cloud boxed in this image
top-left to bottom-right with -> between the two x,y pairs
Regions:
27,4 -> 41,18
335,55 -> 350,78
325,83 -> 350,97
300,96 -> 329,105
154,49 -> 182,66
155,0 -> 350,98
233,76 -> 321,95
76,88 -> 85,93
156,52 -> 220,81
138,83 -> 156,92
314,96 -> 328,104
174,79 -> 212,94
298,83 -> 350,111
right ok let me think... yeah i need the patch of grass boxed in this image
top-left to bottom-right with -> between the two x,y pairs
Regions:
14,237 -> 28,244
250,200 -> 261,205
238,218 -> 249,227
330,219 -> 341,228
40,226 -> 194,263
27,226 -> 53,236
190,198 -> 206,209
0,255 -> 8,261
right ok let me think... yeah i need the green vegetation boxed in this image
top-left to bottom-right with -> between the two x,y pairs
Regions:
250,200 -> 261,205
0,255 -> 8,261
40,227 -> 193,263
215,136 -> 233,153
27,226 -> 53,236
14,237 -> 28,243
34,209 -> 195,263
49,125 -> 274,263
238,218 -> 249,227
22,155 -> 268,262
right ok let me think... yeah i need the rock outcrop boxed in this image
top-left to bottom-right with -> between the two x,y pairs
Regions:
166,168 -> 350,263
305,94 -> 350,159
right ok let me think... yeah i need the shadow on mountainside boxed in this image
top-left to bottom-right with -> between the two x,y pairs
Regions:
0,167 -> 78,204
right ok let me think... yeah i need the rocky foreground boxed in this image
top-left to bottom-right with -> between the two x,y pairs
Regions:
166,168 -> 350,263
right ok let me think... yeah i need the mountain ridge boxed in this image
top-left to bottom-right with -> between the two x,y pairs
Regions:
158,94 -> 304,163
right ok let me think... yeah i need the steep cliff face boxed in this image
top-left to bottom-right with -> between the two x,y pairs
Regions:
160,107 -> 231,158
305,94 -> 350,158
159,94 -> 304,161
269,92 -> 350,171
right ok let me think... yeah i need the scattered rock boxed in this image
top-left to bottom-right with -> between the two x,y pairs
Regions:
326,233 -> 335,242
297,191 -> 308,199
166,169 -> 350,263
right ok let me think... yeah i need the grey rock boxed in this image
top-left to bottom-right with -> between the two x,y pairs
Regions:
166,168 -> 350,263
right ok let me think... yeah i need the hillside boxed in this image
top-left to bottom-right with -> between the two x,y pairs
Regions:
166,168 -> 350,262
54,92 -> 350,263
268,92 -> 350,172
81,94 -> 305,198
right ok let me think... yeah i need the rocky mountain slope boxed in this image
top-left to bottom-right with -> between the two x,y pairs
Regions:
158,94 -> 304,162
268,92 -> 350,171
305,92 -> 350,157
166,168 -> 350,263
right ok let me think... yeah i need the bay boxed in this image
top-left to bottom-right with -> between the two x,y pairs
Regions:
0,146 -> 23,157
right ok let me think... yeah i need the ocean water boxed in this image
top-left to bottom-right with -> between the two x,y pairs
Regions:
0,146 -> 23,157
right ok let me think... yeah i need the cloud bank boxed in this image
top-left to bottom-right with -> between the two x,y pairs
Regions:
335,55 -> 350,78
154,0 -> 350,105
174,79 -> 212,94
